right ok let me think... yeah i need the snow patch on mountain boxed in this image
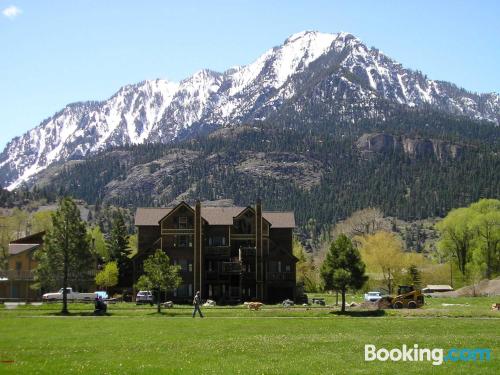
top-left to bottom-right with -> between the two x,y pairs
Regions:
1,30 -> 498,190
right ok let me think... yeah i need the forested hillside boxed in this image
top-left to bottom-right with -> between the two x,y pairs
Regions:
21,107 -> 499,235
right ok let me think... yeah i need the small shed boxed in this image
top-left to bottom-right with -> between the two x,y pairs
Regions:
422,285 -> 454,293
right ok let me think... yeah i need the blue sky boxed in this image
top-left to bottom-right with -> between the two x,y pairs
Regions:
1,0 -> 499,149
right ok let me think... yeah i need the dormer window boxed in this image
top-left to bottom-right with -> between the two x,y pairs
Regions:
179,216 -> 187,229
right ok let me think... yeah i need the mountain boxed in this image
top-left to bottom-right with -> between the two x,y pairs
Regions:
27,113 -> 500,229
1,30 -> 499,190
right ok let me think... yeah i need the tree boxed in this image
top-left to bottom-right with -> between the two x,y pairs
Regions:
469,199 -> 500,278
106,211 -> 131,284
407,265 -> 422,288
332,208 -> 387,239
436,207 -> 475,278
321,235 -> 367,312
89,226 -> 108,261
95,262 -> 119,292
35,197 -> 94,314
357,231 -> 424,294
128,233 -> 138,258
293,237 -> 319,292
357,231 -> 407,294
0,216 -> 12,271
10,208 -> 29,238
31,210 -> 55,233
135,249 -> 181,313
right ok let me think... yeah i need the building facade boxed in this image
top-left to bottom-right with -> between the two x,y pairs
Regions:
133,201 -> 297,304
0,231 -> 44,300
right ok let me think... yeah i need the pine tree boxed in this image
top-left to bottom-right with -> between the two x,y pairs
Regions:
321,234 -> 367,312
408,264 -> 422,288
35,197 -> 93,314
106,210 -> 131,285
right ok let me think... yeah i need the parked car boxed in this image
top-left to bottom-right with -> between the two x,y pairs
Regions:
295,294 -> 308,305
282,299 -> 294,307
364,291 -> 384,302
311,298 -> 325,306
42,288 -> 95,302
136,290 -> 154,305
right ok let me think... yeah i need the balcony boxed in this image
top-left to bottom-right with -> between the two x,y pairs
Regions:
242,271 -> 256,280
266,272 -> 294,282
205,247 -> 230,258
239,246 -> 256,257
221,262 -> 242,274
0,270 -> 35,281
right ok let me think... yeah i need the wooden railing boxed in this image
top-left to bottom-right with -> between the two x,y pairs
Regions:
0,269 -> 98,281
266,272 -> 294,281
205,247 -> 230,257
221,262 -> 242,273
239,247 -> 256,257
0,270 -> 35,281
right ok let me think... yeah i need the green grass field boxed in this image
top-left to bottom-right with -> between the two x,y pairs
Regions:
0,297 -> 498,374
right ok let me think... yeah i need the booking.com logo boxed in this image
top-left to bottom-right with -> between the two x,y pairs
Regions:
365,344 -> 492,366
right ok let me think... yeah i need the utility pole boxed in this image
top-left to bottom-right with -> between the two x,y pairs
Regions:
450,261 -> 453,289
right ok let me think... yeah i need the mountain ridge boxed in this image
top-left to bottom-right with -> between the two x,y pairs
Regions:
1,30 -> 498,190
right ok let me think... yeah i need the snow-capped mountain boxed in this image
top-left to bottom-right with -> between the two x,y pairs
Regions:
1,31 -> 498,190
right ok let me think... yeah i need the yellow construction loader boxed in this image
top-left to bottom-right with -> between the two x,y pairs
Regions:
391,285 -> 424,309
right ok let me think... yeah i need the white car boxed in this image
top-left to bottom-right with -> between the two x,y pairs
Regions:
42,288 -> 95,302
136,290 -> 154,305
364,291 -> 384,302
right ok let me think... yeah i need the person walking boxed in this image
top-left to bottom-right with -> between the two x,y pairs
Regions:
192,290 -> 204,318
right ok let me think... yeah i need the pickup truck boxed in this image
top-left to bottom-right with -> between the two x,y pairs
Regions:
364,291 -> 384,302
42,288 -> 96,302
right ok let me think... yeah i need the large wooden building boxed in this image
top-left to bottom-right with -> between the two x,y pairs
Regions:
133,200 -> 297,304
0,231 -> 44,300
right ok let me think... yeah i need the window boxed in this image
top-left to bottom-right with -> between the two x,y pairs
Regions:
268,261 -> 278,272
176,284 -> 189,297
278,261 -> 282,273
188,262 -> 193,272
179,259 -> 188,271
15,261 -> 22,271
285,264 -> 291,272
179,235 -> 188,247
179,216 -> 187,229
209,236 -> 226,247
176,235 -> 192,247
188,284 -> 193,297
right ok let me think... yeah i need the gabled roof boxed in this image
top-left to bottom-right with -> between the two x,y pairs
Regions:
9,243 -> 40,255
134,208 -> 173,226
261,212 -> 296,229
10,231 -> 45,244
158,201 -> 196,224
9,231 -> 45,255
232,206 -> 271,226
201,206 -> 244,226
135,204 -> 295,228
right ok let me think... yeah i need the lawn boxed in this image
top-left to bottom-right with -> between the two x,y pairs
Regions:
0,298 -> 498,374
